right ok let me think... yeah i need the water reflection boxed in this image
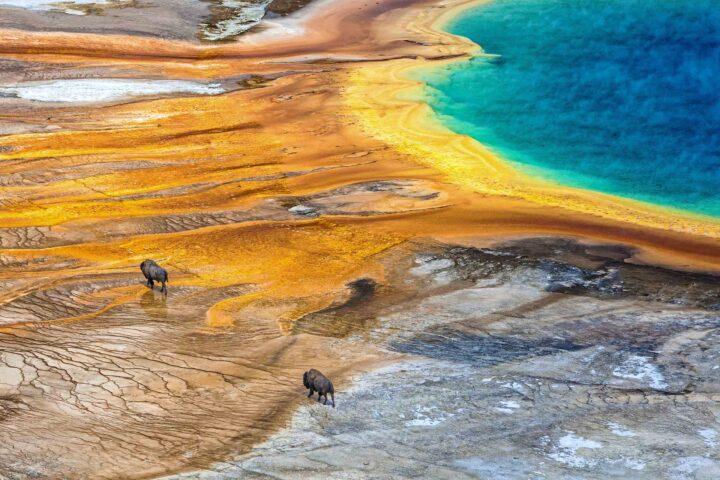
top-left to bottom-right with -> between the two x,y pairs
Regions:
140,288 -> 168,319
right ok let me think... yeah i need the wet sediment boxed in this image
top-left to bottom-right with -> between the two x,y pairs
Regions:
166,238 -> 720,480
169,237 -> 720,479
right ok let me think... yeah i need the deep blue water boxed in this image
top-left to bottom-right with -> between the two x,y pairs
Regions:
420,0 -> 720,216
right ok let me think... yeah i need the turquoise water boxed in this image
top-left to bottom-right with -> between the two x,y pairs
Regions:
420,0 -> 720,216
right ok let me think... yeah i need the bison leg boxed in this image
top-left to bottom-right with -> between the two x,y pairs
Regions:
147,278 -> 154,289
329,392 -> 335,408
317,392 -> 325,403
307,389 -> 314,398
161,281 -> 167,295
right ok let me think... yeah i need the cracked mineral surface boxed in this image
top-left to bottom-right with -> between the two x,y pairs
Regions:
166,239 -> 720,480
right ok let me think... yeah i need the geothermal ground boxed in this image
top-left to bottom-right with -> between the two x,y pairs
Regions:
0,0 -> 718,479
167,238 -> 720,480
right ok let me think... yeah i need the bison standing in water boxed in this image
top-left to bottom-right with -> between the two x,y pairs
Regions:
140,259 -> 169,295
303,369 -> 335,407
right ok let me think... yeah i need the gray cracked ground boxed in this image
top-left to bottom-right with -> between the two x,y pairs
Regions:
0,0 -> 312,41
168,238 -> 720,479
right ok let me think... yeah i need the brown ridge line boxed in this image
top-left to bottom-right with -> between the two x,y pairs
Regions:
0,0 -> 419,61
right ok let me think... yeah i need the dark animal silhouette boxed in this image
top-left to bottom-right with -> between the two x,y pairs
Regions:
140,259 -> 169,295
303,369 -> 335,407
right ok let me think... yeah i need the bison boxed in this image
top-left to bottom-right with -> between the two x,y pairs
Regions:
140,259 -> 169,295
303,369 -> 335,407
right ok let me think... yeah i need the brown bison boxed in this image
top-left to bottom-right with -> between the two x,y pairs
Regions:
303,369 -> 335,407
140,259 -> 169,295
